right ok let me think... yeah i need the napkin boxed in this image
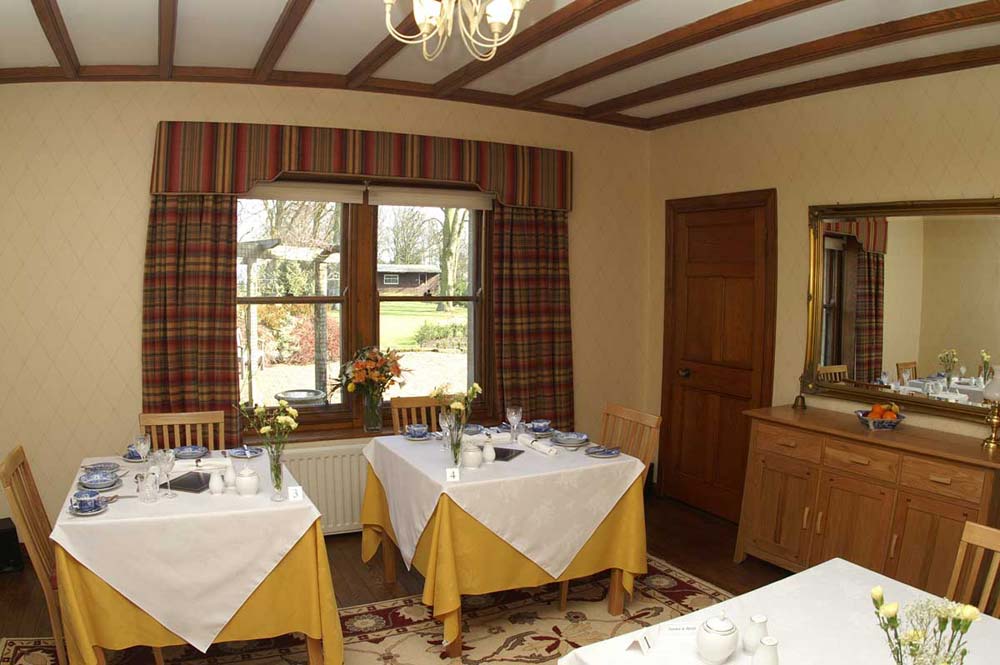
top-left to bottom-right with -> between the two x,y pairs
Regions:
174,458 -> 231,473
518,434 -> 559,456
466,432 -> 513,445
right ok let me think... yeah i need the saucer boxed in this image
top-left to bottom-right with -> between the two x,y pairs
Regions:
405,434 -> 432,442
175,445 -> 209,459
229,446 -> 263,459
79,478 -> 123,493
585,445 -> 621,459
68,503 -> 109,517
79,471 -> 119,489
122,454 -> 145,463
83,462 -> 121,473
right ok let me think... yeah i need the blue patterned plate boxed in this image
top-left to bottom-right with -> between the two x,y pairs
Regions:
174,445 -> 209,459
83,461 -> 121,473
79,470 -> 119,489
552,432 -> 589,446
78,478 -> 123,493
404,433 -> 432,442
229,446 -> 263,459
584,445 -> 621,459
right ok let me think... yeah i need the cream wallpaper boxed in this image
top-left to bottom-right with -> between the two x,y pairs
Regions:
882,217 -> 924,378
643,64 -> 1000,442
0,82 -> 649,519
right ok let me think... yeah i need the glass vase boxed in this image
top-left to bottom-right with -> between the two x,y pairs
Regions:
363,388 -> 384,432
448,418 -> 465,466
267,446 -> 285,502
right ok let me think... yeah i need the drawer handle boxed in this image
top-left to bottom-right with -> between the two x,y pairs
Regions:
815,511 -> 824,535
777,441 -> 798,449
929,475 -> 953,486
848,456 -> 871,466
889,534 -> 898,559
801,506 -> 811,530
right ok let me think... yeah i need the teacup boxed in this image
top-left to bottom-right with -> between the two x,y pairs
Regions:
70,489 -> 104,513
406,423 -> 429,438
530,419 -> 551,432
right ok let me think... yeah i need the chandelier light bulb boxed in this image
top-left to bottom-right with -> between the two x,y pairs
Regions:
486,0 -> 514,28
383,0 -> 529,61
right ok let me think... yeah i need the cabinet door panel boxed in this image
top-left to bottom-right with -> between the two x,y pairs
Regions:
745,453 -> 818,566
885,492 -> 978,596
810,471 -> 895,571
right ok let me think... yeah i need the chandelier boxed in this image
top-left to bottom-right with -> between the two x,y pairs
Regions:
384,0 -> 530,62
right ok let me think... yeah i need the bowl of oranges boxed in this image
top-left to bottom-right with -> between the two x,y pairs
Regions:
856,402 -> 905,431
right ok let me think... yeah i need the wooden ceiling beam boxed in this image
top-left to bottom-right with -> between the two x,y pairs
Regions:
346,14 -> 418,89
586,0 -> 1000,118
30,0 -> 79,78
158,0 -> 178,80
253,0 -> 313,82
513,0 -> 834,108
645,44 -> 1000,130
432,0 -> 635,99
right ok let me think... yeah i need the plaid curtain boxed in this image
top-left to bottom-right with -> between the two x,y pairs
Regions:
492,205 -> 574,429
855,251 -> 885,384
142,195 -> 238,445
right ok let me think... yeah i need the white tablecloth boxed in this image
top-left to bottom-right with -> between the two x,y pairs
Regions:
559,558 -> 1000,664
50,452 -> 319,652
363,435 -> 645,578
908,379 -> 984,404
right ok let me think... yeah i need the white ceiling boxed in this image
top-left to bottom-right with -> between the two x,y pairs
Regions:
2,0 -> 999,124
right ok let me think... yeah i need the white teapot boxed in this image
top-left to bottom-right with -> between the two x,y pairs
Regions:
235,467 -> 259,496
696,615 -> 739,664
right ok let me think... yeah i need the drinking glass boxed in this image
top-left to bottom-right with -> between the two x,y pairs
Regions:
879,371 -> 889,386
136,473 -> 158,504
134,433 -> 151,461
160,449 -> 176,499
439,409 -> 455,452
902,369 -> 911,385
506,405 -> 523,437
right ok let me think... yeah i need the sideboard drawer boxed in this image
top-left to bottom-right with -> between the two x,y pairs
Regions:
754,423 -> 822,464
824,438 -> 899,484
900,456 -> 985,504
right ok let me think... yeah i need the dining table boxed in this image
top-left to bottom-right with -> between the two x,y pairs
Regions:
558,557 -> 1000,664
360,433 -> 648,657
50,451 -> 343,665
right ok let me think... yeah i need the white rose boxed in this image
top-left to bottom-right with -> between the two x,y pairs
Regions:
879,602 -> 898,620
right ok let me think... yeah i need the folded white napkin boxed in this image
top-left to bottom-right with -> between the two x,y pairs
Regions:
466,432 -> 513,445
174,458 -> 231,473
518,434 -> 558,456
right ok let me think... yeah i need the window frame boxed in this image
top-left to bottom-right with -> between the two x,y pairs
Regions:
237,190 -> 495,439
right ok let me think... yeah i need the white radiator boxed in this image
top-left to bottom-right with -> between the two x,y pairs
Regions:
283,443 -> 368,534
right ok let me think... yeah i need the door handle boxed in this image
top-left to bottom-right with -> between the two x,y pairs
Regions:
889,534 -> 899,559
801,506 -> 811,530
815,511 -> 824,535
677,368 -> 692,378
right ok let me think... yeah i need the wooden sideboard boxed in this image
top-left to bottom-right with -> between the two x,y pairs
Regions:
736,406 -> 1000,596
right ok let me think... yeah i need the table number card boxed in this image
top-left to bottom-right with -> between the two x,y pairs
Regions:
445,467 -> 461,482
287,485 -> 305,501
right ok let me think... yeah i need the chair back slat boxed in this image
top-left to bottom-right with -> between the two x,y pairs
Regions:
139,411 -> 226,450
390,396 -> 441,435
0,445 -> 68,663
599,403 -> 662,483
896,360 -> 918,383
947,521 -> 1000,617
817,364 -> 849,383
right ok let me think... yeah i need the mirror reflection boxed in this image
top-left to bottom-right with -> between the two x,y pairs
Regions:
817,215 -> 998,409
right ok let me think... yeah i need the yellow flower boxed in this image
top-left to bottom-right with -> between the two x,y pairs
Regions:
254,405 -> 266,415
871,586 -> 884,605
290,421 -> 299,430
879,602 -> 899,620
471,382 -> 482,395
279,399 -> 289,407
259,425 -> 272,435
961,605 -> 980,622
450,401 -> 464,411
287,407 -> 298,418
347,383 -> 356,393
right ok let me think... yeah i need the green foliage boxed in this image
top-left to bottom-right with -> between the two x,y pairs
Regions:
414,320 -> 468,351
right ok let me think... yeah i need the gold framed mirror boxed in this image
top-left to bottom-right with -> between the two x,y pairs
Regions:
803,198 -> 1000,423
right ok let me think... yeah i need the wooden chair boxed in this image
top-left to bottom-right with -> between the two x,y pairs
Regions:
1,446 -> 68,665
897,361 -> 918,384
817,364 -> 849,383
139,410 -> 225,450
947,521 -> 1000,617
389,396 -> 440,434
558,403 -> 662,612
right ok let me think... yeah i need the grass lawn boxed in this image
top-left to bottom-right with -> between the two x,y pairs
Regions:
379,300 -> 468,349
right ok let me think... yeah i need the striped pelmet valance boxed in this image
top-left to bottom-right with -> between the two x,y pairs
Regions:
822,217 -> 888,254
150,121 -> 572,211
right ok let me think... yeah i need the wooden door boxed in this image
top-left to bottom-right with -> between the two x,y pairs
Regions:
885,492 -> 978,596
810,471 -> 896,571
743,453 -> 818,568
660,190 -> 777,521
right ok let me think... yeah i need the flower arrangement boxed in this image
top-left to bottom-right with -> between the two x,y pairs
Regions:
938,349 -> 960,375
871,586 -> 980,665
981,349 -> 994,382
331,346 -> 404,432
431,382 -> 483,465
239,400 -> 299,500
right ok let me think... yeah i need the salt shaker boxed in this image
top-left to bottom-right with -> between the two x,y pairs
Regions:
752,636 -> 779,665
696,615 -> 739,664
482,440 -> 496,464
223,464 -> 237,490
208,470 -> 225,495
743,614 -> 768,654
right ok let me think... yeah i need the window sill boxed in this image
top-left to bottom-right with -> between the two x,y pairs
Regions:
243,427 -> 382,446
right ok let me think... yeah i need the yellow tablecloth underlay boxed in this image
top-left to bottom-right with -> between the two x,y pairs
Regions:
360,465 -> 647,645
55,520 -> 343,665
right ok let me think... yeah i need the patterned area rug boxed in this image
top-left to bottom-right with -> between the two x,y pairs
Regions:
1,554 -> 728,664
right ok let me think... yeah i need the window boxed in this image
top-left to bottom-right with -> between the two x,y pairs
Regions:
236,184 -> 492,431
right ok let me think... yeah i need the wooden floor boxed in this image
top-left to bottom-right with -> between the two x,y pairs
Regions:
0,494 -> 786,637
